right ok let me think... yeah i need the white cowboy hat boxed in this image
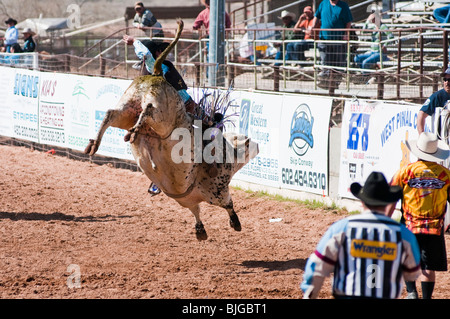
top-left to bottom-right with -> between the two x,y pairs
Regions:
22,27 -> 35,35
278,10 -> 296,20
406,132 -> 450,162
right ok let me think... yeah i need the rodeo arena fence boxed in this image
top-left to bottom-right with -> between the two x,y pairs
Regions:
1,17 -> 450,224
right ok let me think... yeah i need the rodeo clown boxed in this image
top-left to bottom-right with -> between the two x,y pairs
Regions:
301,171 -> 421,299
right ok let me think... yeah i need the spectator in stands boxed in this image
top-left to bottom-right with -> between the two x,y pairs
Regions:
354,12 -> 393,71
285,6 -> 317,63
274,10 -> 299,66
193,0 -> 232,62
2,18 -> 18,53
133,2 -> 164,38
193,0 -> 232,35
312,0 -> 353,77
22,28 -> 36,53
433,4 -> 450,24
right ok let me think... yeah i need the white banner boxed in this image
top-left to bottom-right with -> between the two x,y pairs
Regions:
233,91 -> 282,187
338,100 -> 429,199
0,67 -> 16,137
11,69 -> 40,142
39,72 -> 69,148
279,95 -> 332,195
37,71 -> 133,159
0,66 -> 134,160
91,78 -> 133,160
229,91 -> 332,193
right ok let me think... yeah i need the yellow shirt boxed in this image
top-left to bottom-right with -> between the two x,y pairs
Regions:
391,161 -> 450,235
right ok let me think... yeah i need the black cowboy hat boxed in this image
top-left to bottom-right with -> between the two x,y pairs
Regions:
5,18 -> 17,25
350,171 -> 402,206
141,40 -> 169,57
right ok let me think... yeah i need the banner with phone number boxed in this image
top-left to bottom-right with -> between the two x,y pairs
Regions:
229,91 -> 332,195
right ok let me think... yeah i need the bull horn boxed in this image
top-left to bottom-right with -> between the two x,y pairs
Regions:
153,19 -> 184,76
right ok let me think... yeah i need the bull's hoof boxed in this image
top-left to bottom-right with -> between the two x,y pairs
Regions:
84,139 -> 97,156
129,132 -> 137,144
195,222 -> 208,241
229,213 -> 242,232
124,131 -> 131,142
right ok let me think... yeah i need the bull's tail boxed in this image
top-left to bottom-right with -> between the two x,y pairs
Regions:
153,19 -> 184,76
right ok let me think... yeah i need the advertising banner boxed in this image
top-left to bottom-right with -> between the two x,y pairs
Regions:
0,67 -> 16,137
279,95 -> 332,195
10,69 -> 40,142
39,72 -> 68,147
91,78 -> 133,160
233,91 -> 282,187
338,100 -> 427,199
36,71 -> 133,160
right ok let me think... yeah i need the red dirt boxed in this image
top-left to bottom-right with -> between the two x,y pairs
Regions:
1,144 -> 449,299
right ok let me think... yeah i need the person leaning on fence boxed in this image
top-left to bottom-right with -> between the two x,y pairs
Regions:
301,171 -> 421,299
354,12 -> 393,72
417,67 -> 450,134
2,18 -> 18,53
22,28 -> 36,53
312,0 -> 353,77
133,2 -> 164,38
389,132 -> 450,299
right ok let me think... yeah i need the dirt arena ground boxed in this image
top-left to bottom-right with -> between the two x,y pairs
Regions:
1,144 -> 450,300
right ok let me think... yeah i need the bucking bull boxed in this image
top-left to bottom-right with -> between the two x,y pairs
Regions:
84,19 -> 259,240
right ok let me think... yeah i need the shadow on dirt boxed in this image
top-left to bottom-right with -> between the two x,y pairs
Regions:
241,258 -> 307,272
0,211 -> 133,222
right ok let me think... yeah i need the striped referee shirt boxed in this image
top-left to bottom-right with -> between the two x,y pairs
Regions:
301,212 -> 421,299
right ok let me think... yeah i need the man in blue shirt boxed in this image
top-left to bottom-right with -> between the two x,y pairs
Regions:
301,172 -> 421,299
312,0 -> 353,75
3,18 -> 18,53
417,67 -> 450,134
